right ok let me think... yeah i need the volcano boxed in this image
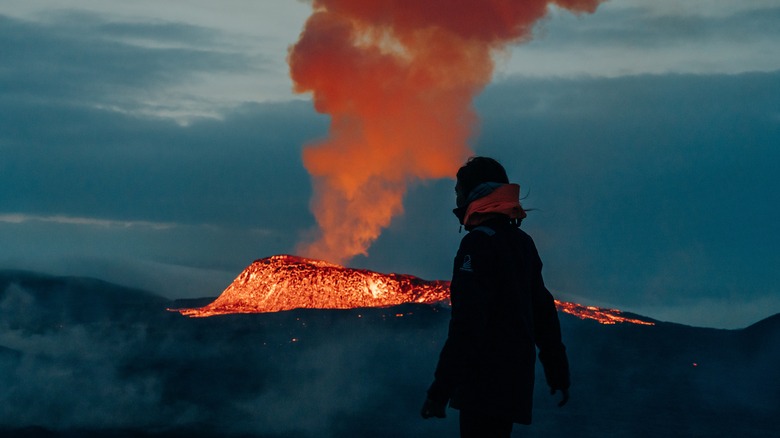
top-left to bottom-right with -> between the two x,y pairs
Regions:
172,255 -> 653,325
173,255 -> 449,317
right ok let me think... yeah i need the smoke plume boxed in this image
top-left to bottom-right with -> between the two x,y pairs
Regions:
289,0 -> 604,264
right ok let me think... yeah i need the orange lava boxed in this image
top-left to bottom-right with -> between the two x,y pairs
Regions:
173,255 -> 449,317
171,255 -> 654,326
554,301 -> 654,326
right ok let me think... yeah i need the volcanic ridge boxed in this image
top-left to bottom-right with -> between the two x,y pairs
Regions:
172,254 -> 654,325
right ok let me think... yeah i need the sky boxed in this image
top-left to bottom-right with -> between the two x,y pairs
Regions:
1,0 -> 778,329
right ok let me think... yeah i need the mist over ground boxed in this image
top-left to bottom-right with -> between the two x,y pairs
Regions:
1,271 -> 777,437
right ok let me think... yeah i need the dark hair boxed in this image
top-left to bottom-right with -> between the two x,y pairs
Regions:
456,156 -> 509,199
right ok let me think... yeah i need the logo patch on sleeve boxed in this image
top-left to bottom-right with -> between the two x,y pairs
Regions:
459,255 -> 474,272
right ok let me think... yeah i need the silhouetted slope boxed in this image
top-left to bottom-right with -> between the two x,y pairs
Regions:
742,312 -> 780,335
545,313 -> 778,437
0,270 -> 169,330
1,271 -> 777,437
172,255 -> 656,325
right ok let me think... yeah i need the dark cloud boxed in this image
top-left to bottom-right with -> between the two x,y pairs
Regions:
0,11 -> 321,229
0,13 -> 258,108
531,5 -> 780,50
0,99 -> 324,227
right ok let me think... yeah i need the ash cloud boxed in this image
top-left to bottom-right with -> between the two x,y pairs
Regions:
289,0 -> 606,264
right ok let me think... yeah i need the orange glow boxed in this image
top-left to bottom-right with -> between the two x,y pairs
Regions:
171,255 -> 653,326
553,300 -> 655,326
173,255 -> 449,317
289,0 -> 606,264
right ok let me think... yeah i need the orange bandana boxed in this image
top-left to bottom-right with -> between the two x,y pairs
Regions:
463,183 -> 527,227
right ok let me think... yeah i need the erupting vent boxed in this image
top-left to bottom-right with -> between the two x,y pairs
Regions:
172,255 -> 654,325
174,255 -> 450,317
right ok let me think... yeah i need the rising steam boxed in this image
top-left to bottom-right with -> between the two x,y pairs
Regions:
289,0 -> 604,264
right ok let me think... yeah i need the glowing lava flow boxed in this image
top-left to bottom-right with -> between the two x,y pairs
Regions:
554,301 -> 654,326
174,255 -> 450,317
172,255 -> 654,326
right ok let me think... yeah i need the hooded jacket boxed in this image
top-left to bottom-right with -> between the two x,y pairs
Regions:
428,183 -> 570,425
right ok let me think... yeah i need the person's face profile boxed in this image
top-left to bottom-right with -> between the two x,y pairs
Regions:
455,181 -> 466,208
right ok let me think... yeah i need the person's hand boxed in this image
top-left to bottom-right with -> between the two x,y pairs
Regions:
420,398 -> 447,419
551,388 -> 570,407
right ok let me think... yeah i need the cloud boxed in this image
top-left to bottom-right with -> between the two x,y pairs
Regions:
0,213 -> 177,230
0,12 -> 268,121
606,0 -> 780,18
502,2 -> 780,77
0,9 -> 318,299
0,99 -> 323,229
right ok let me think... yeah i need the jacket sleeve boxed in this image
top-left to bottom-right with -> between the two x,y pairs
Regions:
529,238 -> 570,391
427,233 -> 491,403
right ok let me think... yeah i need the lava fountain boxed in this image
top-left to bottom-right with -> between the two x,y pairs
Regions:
172,255 -> 654,325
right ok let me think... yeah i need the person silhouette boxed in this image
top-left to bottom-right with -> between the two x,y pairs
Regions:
421,157 -> 570,437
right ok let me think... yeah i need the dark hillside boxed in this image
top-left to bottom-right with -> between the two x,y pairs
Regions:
0,272 -> 776,437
